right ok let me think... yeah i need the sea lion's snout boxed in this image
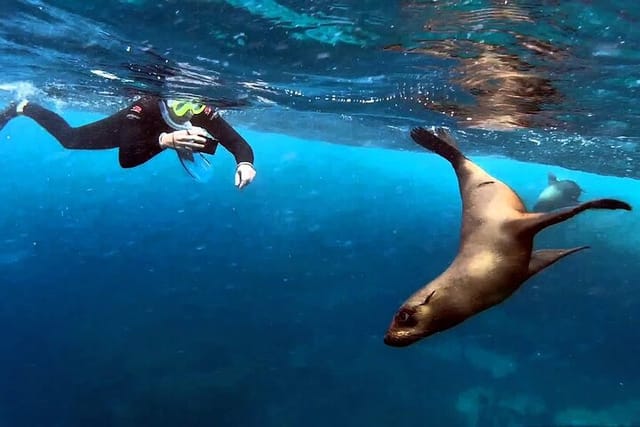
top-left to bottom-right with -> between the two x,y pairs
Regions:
383,332 -> 417,347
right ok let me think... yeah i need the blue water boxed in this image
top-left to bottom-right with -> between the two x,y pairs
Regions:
0,110 -> 639,426
2,1 -> 640,426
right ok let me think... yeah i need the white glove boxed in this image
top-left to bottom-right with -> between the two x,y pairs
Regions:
235,162 -> 256,189
159,127 -> 209,151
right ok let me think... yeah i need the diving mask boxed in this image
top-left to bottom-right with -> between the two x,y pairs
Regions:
166,99 -> 206,117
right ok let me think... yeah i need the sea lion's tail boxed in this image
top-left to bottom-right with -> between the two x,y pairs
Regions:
410,127 -> 465,166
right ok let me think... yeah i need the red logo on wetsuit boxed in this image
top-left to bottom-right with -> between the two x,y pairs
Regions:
204,106 -> 212,115
131,105 -> 143,114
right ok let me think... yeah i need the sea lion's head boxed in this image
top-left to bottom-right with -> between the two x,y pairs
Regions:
384,288 -> 457,347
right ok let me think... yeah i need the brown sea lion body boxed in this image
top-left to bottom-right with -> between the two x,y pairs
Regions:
383,127 -> 631,347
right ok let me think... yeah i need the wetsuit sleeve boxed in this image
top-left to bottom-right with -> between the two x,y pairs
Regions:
117,100 -> 164,168
191,107 -> 254,164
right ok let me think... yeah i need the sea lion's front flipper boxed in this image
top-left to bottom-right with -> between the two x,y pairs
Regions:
527,247 -> 589,278
515,198 -> 632,236
434,127 -> 459,148
410,127 -> 465,167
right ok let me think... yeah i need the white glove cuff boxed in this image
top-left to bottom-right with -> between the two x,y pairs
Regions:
236,162 -> 255,170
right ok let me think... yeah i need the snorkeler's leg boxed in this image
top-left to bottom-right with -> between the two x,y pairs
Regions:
21,103 -> 120,149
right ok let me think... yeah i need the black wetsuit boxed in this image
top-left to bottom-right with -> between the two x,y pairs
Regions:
20,96 -> 254,168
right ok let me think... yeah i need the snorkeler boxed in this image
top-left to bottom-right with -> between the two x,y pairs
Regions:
0,97 -> 256,189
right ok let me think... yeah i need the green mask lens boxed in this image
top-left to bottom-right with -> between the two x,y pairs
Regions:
168,100 -> 206,117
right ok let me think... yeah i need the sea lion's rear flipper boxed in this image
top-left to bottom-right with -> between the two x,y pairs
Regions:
516,198 -> 632,236
410,127 -> 465,167
527,247 -> 589,278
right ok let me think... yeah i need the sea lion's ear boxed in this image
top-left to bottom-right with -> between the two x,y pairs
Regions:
420,290 -> 436,306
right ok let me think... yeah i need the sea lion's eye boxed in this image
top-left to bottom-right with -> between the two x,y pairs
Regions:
395,309 -> 417,326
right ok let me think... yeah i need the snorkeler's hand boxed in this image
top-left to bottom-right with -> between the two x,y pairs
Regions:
235,162 -> 256,190
159,127 -> 209,151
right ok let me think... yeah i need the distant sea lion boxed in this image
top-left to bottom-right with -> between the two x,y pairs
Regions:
533,173 -> 583,212
383,127 -> 631,347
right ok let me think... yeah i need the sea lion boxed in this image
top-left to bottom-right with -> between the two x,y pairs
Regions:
383,127 -> 631,347
533,173 -> 583,212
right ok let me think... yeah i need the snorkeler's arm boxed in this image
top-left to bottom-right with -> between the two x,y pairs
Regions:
117,99 -> 164,168
191,108 -> 255,164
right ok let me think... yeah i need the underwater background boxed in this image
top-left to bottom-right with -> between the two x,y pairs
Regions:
2,1 -> 640,426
